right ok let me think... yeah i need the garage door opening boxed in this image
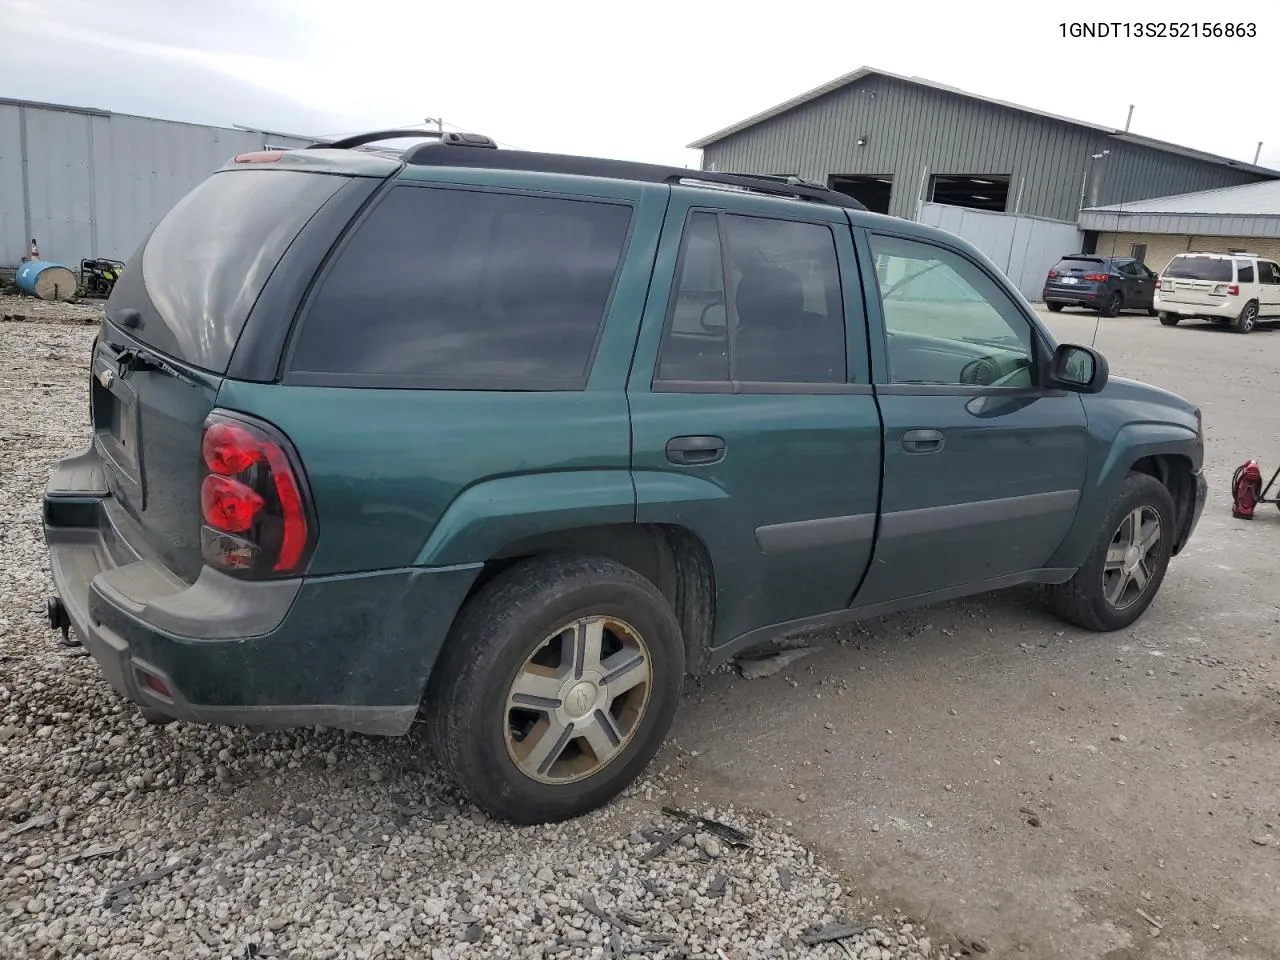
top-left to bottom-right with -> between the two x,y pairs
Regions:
929,175 -> 1011,212
829,175 -> 893,215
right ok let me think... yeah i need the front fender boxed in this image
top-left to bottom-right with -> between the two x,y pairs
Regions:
1046,421 -> 1199,569
414,471 -> 636,567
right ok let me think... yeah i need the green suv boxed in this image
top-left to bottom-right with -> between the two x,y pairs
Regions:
43,131 -> 1207,823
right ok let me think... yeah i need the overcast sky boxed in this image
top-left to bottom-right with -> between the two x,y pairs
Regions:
2,0 -> 1277,171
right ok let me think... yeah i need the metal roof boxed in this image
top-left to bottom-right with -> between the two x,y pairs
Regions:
1078,179 -> 1280,238
688,67 -> 1279,177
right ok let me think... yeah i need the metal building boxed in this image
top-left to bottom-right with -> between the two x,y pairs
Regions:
0,98 -> 316,270
690,67 -> 1279,223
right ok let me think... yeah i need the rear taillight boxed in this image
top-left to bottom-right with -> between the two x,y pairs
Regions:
1155,278 -> 1162,289
1047,270 -> 1057,279
199,414 -> 313,577
1083,273 -> 1108,282
1228,284 -> 1240,296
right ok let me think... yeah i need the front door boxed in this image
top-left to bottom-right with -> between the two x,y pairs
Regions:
1122,259 -> 1157,309
627,187 -> 883,648
852,228 -> 1091,606
1257,260 -> 1280,317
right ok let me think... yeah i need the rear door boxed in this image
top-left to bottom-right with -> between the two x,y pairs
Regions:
93,167 -> 366,582
1116,259 -> 1154,308
627,187 -> 882,649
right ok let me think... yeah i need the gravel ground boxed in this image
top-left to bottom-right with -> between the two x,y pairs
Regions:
0,310 -> 952,959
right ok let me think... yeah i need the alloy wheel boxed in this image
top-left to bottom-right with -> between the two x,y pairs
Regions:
1102,506 -> 1162,610
504,616 -> 652,784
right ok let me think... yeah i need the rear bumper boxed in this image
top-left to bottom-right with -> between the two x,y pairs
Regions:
1043,287 -> 1104,306
44,446 -> 481,736
1154,296 -> 1237,319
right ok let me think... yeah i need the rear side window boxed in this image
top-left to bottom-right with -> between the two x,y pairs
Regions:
136,170 -> 347,371
1164,256 -> 1233,282
289,185 -> 632,388
1236,261 -> 1255,283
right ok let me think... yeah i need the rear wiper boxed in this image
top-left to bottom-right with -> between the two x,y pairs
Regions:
114,345 -> 199,387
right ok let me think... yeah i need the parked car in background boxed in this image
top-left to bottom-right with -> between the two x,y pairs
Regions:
1043,255 -> 1158,317
1156,252 -> 1280,333
43,132 -> 1207,825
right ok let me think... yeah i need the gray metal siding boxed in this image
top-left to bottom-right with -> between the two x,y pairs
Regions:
702,76 -> 1266,223
1,104 -> 316,269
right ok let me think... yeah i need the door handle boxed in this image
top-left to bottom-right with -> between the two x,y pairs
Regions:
902,429 -> 944,454
666,435 -> 726,465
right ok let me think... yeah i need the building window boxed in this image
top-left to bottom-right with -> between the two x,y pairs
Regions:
1129,242 -> 1147,263
928,175 -> 1011,213
828,175 -> 893,215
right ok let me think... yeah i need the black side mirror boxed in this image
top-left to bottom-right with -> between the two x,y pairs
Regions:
1048,343 -> 1108,393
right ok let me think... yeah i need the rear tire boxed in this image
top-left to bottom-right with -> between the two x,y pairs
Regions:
425,555 -> 684,824
1158,312 -> 1181,326
1045,473 -> 1176,632
1146,307 -> 1158,317
1046,302 -> 1064,313
1233,300 -> 1258,334
1103,292 -> 1123,318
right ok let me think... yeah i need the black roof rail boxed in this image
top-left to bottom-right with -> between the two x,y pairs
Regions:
401,146 -> 867,211
313,129 -> 500,153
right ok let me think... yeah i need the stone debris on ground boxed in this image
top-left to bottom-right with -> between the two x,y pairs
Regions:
0,319 -> 959,959
1,292 -> 105,326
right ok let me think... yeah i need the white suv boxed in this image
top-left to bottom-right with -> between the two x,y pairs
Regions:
1155,252 -> 1280,333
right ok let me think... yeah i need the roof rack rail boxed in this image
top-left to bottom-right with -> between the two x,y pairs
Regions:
401,146 -> 867,211
314,129 -> 499,152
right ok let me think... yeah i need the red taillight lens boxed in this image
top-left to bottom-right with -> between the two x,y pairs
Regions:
1047,270 -> 1057,279
1228,284 -> 1240,296
199,413 -> 312,577
1155,278 -> 1162,289
203,422 -> 263,475
1083,273 -> 1108,282
201,475 -> 265,533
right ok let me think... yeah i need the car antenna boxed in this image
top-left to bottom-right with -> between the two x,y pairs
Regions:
1086,149 -> 1113,349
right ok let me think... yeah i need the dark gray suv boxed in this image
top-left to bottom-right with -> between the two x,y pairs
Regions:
1043,255 -> 1158,317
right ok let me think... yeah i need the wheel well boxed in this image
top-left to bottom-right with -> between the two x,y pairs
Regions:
465,524 -> 717,674
1130,454 -> 1196,552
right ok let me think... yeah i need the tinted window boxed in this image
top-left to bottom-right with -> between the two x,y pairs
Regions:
724,215 -> 845,383
656,213 -> 846,384
1052,257 -> 1102,273
1259,262 -> 1280,284
870,233 -> 1034,388
1236,261 -> 1255,283
290,186 -> 632,387
1117,260 -> 1140,276
1164,256 -> 1232,282
136,170 -> 346,371
657,213 -> 729,381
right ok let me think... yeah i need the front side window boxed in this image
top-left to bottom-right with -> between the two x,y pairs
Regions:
869,233 -> 1035,388
289,186 -> 632,387
1259,262 -> 1280,284
656,212 -> 847,385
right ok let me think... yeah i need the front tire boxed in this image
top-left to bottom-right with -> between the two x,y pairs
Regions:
1233,300 -> 1259,334
1103,292 -> 1123,318
425,555 -> 684,824
1046,473 -> 1176,632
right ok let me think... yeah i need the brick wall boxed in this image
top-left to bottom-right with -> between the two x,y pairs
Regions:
1094,232 -> 1280,274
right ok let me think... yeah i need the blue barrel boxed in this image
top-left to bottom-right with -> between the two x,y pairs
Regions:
16,260 -> 79,301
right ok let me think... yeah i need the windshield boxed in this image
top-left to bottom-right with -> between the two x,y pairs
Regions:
1164,256 -> 1232,282
131,169 -> 346,371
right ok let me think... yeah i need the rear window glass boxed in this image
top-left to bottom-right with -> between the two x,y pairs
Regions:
289,185 -> 633,388
1164,256 -> 1233,282
1053,258 -> 1102,273
137,170 -> 346,371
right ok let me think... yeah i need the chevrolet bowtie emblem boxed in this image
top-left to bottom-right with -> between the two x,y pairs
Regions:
97,368 -> 115,389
